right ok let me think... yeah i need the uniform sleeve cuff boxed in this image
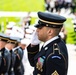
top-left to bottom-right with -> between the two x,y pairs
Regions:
27,44 -> 39,54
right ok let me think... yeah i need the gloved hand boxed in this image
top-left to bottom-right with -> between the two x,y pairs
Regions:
31,30 -> 41,45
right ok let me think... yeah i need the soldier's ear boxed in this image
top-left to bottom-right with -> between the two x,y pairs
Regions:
47,29 -> 52,36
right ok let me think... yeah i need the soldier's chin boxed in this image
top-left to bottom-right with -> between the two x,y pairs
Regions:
38,38 -> 42,42
38,37 -> 41,41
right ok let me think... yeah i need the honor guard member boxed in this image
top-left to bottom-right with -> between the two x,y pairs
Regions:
13,37 -> 23,75
5,36 -> 17,75
0,33 -> 11,75
9,28 -> 24,75
27,11 -> 68,75
17,39 -> 26,75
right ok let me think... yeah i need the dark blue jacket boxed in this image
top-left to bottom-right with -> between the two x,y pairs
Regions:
0,48 -> 11,74
27,37 -> 68,75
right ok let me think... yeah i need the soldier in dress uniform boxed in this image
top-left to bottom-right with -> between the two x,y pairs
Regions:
5,36 -> 18,75
13,37 -> 23,75
13,38 -> 25,75
17,39 -> 26,75
9,27 -> 24,75
0,33 -> 11,75
27,11 -> 68,75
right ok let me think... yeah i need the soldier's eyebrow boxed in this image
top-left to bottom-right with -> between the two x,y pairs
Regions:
38,26 -> 44,29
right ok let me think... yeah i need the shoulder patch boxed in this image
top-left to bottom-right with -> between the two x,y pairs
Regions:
51,56 -> 61,59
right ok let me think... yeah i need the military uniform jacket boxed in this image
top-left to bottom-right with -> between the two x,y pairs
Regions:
27,37 -> 68,75
8,50 -> 16,75
19,47 -> 24,75
0,48 -> 11,74
14,46 -> 23,75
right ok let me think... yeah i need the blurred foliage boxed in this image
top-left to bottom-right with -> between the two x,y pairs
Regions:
64,18 -> 75,44
0,17 -> 38,32
0,17 -> 20,32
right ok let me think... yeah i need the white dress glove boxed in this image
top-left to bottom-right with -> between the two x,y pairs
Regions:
31,30 -> 41,45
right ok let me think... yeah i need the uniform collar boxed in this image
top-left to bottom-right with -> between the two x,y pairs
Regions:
13,46 -> 20,51
5,47 -> 10,52
43,36 -> 59,47
34,36 -> 60,60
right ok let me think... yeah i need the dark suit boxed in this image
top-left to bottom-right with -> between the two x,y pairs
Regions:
27,36 -> 68,75
0,48 -> 11,75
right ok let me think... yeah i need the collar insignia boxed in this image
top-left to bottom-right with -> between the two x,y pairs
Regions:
44,47 -> 48,50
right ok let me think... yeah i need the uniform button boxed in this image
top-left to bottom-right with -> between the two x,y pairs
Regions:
37,73 -> 41,75
11,67 -> 14,71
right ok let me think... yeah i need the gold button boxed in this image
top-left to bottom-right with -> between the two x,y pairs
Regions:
41,69 -> 43,72
37,74 -> 41,75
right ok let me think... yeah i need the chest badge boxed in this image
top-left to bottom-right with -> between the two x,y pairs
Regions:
36,57 -> 45,72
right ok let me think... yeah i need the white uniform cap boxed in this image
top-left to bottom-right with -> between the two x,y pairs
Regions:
26,29 -> 33,34
10,26 -> 24,39
28,25 -> 36,30
25,34 -> 32,39
6,22 -> 16,28
5,30 -> 12,36
21,38 -> 30,46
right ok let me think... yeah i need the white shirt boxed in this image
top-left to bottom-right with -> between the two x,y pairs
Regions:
43,36 -> 59,47
5,47 -> 10,52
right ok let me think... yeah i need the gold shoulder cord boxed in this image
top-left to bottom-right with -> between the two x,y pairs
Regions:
46,43 -> 67,68
3,58 -> 6,66
17,54 -> 20,60
46,43 -> 59,60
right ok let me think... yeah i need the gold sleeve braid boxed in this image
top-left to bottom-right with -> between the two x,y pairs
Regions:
28,50 -> 39,54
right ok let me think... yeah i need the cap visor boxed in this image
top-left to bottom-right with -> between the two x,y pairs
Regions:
34,24 -> 40,28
